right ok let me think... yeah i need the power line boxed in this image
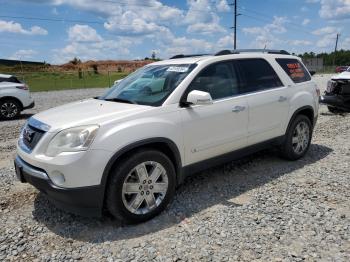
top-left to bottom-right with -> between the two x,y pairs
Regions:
0,15 -> 104,25
0,0 -> 232,15
240,13 -> 314,35
238,7 -> 316,34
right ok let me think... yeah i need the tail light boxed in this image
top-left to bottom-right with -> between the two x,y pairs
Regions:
16,85 -> 29,91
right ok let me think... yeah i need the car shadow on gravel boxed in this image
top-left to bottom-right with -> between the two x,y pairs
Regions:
0,113 -> 34,122
32,143 -> 332,243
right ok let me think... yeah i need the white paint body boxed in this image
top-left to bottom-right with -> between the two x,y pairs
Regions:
0,74 -> 34,108
17,53 -> 319,188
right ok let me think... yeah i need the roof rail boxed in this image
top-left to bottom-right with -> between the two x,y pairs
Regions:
170,54 -> 209,59
215,49 -> 290,56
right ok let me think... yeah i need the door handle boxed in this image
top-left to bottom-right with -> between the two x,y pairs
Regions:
278,96 -> 287,102
232,106 -> 246,113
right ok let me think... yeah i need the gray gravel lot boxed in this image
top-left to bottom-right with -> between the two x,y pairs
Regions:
0,75 -> 349,261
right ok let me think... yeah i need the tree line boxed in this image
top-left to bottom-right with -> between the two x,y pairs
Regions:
297,49 -> 350,66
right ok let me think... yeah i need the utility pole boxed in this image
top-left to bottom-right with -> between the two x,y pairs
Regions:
230,0 -> 239,49
333,33 -> 340,67
234,0 -> 237,50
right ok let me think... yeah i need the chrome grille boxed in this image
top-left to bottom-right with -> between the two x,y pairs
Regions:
19,118 -> 50,153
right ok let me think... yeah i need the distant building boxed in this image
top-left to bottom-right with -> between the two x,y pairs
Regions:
0,59 -> 46,67
302,58 -> 323,71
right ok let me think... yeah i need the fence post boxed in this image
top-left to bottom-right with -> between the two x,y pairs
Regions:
83,71 -> 86,88
108,71 -> 111,88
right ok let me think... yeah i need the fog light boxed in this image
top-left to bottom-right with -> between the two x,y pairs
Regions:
50,171 -> 66,186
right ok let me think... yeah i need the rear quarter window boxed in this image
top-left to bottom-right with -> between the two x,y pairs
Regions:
0,77 -> 21,83
276,58 -> 311,83
9,77 -> 21,83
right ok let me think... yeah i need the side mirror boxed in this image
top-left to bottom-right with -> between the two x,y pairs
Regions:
186,90 -> 213,106
309,70 -> 316,76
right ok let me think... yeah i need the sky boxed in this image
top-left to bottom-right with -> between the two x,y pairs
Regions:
0,0 -> 350,64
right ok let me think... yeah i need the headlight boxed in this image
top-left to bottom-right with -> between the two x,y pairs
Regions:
46,125 -> 99,157
326,80 -> 336,93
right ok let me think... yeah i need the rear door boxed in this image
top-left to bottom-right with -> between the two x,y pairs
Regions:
236,58 -> 289,145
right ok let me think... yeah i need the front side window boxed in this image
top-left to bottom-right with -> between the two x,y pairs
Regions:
237,59 -> 283,94
276,58 -> 311,83
186,61 -> 239,100
99,64 -> 196,106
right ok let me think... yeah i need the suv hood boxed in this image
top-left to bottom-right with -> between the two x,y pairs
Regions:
32,98 -> 151,132
332,71 -> 350,80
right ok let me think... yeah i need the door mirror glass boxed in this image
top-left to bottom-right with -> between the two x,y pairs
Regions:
187,90 -> 213,105
309,70 -> 316,76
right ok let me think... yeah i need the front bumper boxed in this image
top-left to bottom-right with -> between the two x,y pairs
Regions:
319,95 -> 350,111
14,155 -> 104,217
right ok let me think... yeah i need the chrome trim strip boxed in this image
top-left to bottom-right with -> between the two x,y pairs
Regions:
15,156 -> 49,180
28,117 -> 51,132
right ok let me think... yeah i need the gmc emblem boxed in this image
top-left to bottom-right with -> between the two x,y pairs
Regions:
23,127 -> 35,143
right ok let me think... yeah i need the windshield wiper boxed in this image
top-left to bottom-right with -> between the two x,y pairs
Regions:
103,98 -> 137,104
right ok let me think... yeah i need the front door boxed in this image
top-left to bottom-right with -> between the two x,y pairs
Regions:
180,61 -> 249,166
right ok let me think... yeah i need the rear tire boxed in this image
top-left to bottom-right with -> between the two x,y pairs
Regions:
280,115 -> 312,160
0,99 -> 21,120
106,149 -> 176,224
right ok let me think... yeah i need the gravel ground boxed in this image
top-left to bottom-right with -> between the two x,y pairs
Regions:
0,75 -> 349,261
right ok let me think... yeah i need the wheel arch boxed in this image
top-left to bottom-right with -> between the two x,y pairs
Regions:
286,106 -> 315,135
100,137 -> 183,206
0,96 -> 24,110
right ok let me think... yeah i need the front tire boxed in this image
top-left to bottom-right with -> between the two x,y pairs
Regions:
281,115 -> 312,160
0,99 -> 21,120
106,149 -> 176,224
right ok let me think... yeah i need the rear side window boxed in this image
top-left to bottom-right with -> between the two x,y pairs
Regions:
276,58 -> 311,83
236,59 -> 283,94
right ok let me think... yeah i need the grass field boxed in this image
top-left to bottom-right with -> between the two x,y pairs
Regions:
17,71 -> 129,92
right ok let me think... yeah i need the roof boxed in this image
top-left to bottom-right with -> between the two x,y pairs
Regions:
151,51 -> 298,66
151,56 -> 213,65
0,74 -> 13,78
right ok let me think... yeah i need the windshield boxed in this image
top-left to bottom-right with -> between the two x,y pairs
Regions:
99,64 -> 196,106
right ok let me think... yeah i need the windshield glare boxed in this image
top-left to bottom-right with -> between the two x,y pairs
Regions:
100,64 -> 196,106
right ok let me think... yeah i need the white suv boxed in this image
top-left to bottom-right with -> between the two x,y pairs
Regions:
0,74 -> 35,120
15,50 -> 319,223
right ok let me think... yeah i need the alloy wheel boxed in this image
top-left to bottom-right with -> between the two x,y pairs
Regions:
122,161 -> 168,215
0,102 -> 18,119
292,121 -> 310,154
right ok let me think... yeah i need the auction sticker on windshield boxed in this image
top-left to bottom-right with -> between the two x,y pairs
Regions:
166,66 -> 189,73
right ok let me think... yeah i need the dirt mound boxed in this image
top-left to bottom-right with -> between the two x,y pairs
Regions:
57,60 -> 153,73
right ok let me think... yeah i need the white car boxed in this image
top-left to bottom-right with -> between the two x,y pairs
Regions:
0,74 -> 34,119
15,50 -> 319,223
